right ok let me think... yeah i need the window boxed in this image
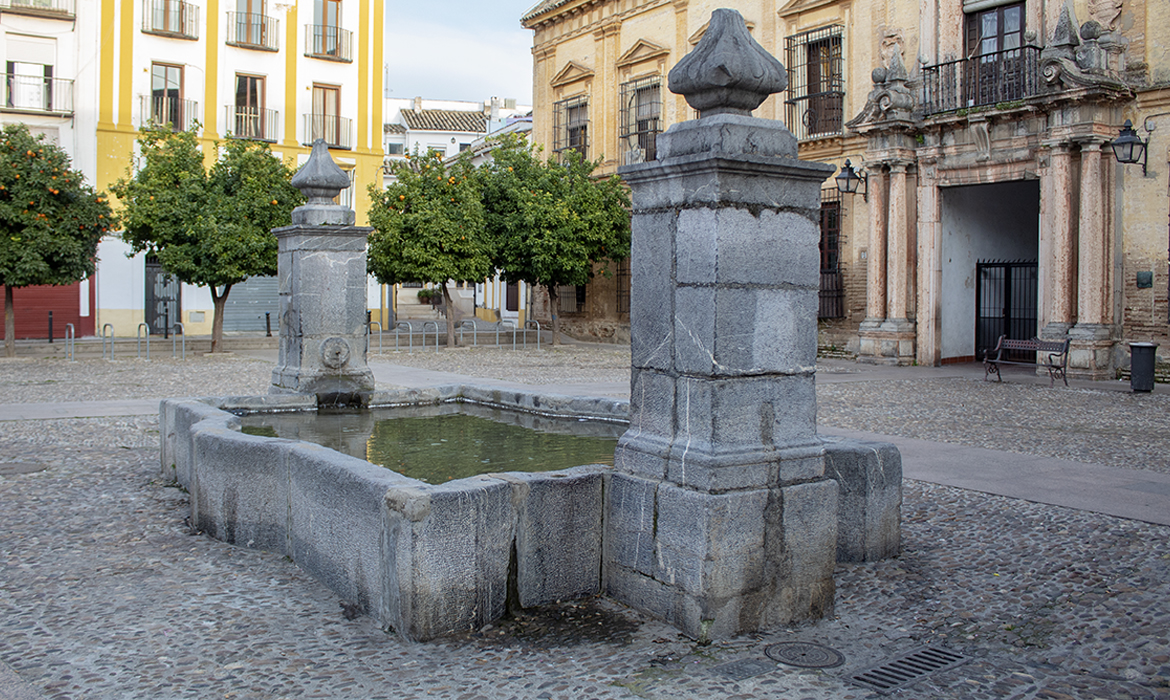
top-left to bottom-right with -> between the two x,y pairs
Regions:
620,76 -> 661,165
307,84 -> 349,148
818,187 -> 844,319
143,0 -> 199,38
616,258 -> 630,315
308,0 -> 348,59
233,74 -> 265,139
553,95 -> 588,160
386,142 -> 404,155
963,2 -> 1026,106
333,168 -> 355,209
555,284 -> 586,314
785,25 -> 844,140
229,0 -> 276,49
6,61 -> 52,111
150,63 -> 185,129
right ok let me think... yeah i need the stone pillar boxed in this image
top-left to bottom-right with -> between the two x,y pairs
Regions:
881,162 -> 916,363
1068,140 -> 1114,377
270,140 -> 375,401
865,167 -> 888,324
1042,142 -> 1075,338
915,164 -> 941,366
610,9 -> 839,641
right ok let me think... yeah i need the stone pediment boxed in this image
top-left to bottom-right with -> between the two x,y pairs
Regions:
778,0 -> 843,19
616,39 -> 670,68
689,19 -> 754,45
550,60 -> 595,88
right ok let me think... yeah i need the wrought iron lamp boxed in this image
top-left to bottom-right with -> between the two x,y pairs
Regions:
1111,119 -> 1148,176
835,159 -> 868,201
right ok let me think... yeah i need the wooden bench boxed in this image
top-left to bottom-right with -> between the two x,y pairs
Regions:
983,335 -> 1070,387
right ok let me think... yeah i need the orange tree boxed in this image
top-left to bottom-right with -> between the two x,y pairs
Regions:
477,133 -> 629,345
367,149 -> 492,349
112,126 -> 301,352
0,124 -> 114,357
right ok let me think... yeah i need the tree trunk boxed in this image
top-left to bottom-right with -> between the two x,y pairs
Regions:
547,284 -> 560,346
209,284 -> 232,353
4,286 -> 15,358
441,282 -> 458,349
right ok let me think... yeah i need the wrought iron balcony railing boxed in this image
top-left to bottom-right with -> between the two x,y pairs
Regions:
922,45 -> 1041,116
304,24 -> 352,62
226,12 -> 279,51
785,90 -> 845,140
142,0 -> 200,39
225,106 -> 279,142
140,95 -> 199,132
0,0 -> 74,18
303,113 -> 352,149
3,74 -> 73,115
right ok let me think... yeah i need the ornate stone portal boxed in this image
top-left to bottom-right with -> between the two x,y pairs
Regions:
270,140 -> 375,402
609,9 -> 840,640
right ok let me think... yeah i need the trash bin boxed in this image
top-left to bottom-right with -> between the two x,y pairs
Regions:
1129,342 -> 1158,393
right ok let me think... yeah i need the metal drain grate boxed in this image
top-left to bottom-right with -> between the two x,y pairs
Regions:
850,646 -> 969,695
764,642 -> 845,669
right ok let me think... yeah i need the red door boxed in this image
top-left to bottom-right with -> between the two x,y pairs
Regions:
0,279 -> 95,339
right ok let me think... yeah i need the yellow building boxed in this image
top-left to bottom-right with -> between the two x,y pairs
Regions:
1,0 -> 384,337
521,0 -> 871,343
524,0 -> 1170,377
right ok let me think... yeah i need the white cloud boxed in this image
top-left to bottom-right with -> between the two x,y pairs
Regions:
384,20 -> 533,104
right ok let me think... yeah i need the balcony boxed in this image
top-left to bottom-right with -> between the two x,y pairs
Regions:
304,24 -> 352,62
3,74 -> 73,115
303,113 -> 351,149
225,106 -> 278,142
140,95 -> 199,132
0,0 -> 74,19
226,12 -> 279,51
142,0 -> 199,40
785,90 -> 844,140
922,45 -> 1041,116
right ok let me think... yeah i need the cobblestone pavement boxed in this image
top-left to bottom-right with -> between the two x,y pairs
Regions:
1,351 -> 1169,699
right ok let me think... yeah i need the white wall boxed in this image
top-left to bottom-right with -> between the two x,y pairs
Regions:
940,181 -> 1041,359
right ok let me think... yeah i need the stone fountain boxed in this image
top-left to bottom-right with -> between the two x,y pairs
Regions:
160,11 -> 901,644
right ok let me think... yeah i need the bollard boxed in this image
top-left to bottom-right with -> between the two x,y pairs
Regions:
47,310 -> 53,343
265,312 -> 272,337
164,308 -> 170,340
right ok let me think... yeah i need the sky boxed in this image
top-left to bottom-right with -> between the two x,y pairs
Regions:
383,0 -> 540,106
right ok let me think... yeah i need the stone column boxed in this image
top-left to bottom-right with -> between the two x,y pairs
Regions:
885,162 -> 912,324
270,140 -> 375,402
610,9 -> 838,641
1042,142 -> 1075,338
915,163 -> 941,366
1068,140 -> 1114,377
865,166 -> 888,325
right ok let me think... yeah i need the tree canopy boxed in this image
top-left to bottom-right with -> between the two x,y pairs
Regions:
367,148 -> 493,348
111,126 -> 302,351
0,123 -> 114,356
478,133 -> 631,344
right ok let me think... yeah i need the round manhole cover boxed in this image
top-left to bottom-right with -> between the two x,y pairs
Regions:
765,642 -> 845,669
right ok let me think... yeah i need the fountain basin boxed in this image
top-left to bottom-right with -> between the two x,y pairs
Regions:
161,385 -> 899,642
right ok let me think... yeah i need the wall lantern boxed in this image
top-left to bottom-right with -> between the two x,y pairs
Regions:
1111,119 -> 1148,176
835,159 -> 868,201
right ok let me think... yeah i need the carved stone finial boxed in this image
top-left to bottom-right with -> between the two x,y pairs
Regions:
1050,2 -> 1082,50
667,9 -> 787,118
291,139 -> 352,205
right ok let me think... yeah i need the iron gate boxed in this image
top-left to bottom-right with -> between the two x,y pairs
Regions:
975,259 -> 1037,361
145,257 -> 180,335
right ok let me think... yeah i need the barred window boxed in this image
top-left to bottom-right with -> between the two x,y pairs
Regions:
818,187 -> 844,319
785,25 -> 844,140
619,76 -> 661,165
553,95 -> 589,159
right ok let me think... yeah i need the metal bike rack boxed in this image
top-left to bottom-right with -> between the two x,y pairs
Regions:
64,323 -> 75,362
524,319 -> 542,350
137,323 -> 151,360
421,321 -> 439,351
458,319 -> 477,347
367,321 -> 383,355
497,320 -> 516,348
102,324 -> 115,360
395,321 -> 414,353
172,322 -> 185,360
